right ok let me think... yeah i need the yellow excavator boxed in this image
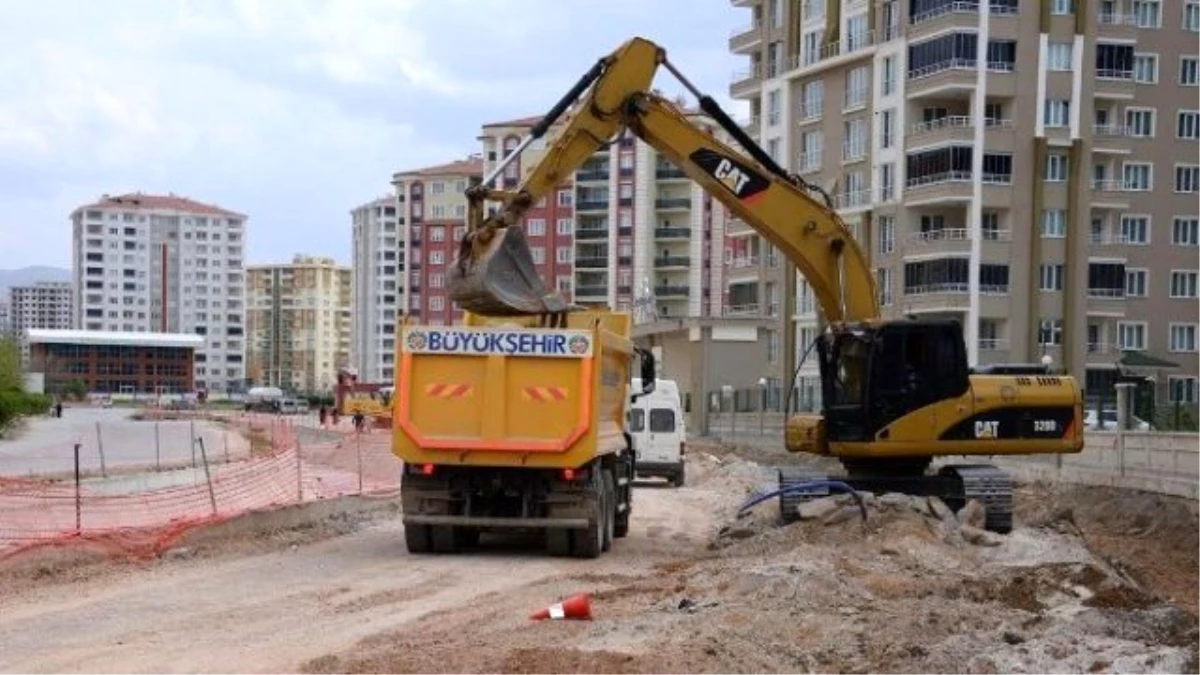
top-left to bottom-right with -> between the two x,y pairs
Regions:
448,37 -> 1085,532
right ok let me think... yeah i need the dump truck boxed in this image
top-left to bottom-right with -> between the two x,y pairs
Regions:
392,310 -> 655,558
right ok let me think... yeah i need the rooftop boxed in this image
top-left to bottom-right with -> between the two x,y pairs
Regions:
392,156 -> 484,181
481,115 -> 545,129
246,254 -> 349,271
73,192 -> 247,219
26,329 -> 205,350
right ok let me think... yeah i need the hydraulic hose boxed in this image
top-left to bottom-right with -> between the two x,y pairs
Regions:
736,480 -> 867,522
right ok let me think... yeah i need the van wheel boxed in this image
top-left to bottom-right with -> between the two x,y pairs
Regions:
671,465 -> 686,488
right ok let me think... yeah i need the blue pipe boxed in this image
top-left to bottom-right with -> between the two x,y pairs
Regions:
737,480 -> 868,522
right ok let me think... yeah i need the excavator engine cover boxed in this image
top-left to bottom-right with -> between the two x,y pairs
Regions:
448,226 -> 569,316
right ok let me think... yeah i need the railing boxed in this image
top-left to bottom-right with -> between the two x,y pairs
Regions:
909,228 -> 969,243
798,151 -> 822,172
1098,11 -> 1138,25
729,255 -> 759,268
907,171 -> 972,188
725,304 -> 760,316
988,60 -> 1015,72
1093,124 -> 1128,137
1097,68 -> 1134,80
910,0 -> 982,24
796,101 -> 821,121
655,226 -> 691,239
655,167 -> 687,179
979,338 -> 1010,350
576,200 -> 608,211
908,58 -> 975,81
655,197 -> 691,210
1090,232 -> 1130,245
576,227 -> 607,240
575,285 -> 607,297
981,284 -> 1009,294
729,21 -> 761,37
1092,179 -> 1128,192
910,115 -> 972,136
906,283 -> 970,295
654,285 -> 690,297
1087,342 -> 1114,354
576,169 -> 609,181
790,29 -> 877,71
982,172 -> 1013,185
844,87 -> 869,109
834,189 -> 871,209
1088,288 -> 1127,299
731,64 -> 761,85
842,140 -> 868,161
575,257 -> 607,269
654,256 -> 691,268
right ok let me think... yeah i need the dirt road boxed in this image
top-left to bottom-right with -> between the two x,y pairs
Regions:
0,444 -> 1195,674
0,461 -> 737,674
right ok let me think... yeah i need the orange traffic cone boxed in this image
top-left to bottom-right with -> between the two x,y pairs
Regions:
530,592 -> 592,621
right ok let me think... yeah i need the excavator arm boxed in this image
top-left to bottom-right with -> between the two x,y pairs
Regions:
448,36 -> 879,324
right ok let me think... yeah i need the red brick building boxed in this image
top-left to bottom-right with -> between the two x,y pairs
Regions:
27,329 -> 204,395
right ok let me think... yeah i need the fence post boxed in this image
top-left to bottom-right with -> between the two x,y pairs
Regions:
189,420 -> 197,468
357,430 -> 364,495
1116,382 -> 1133,478
94,421 -> 107,478
296,435 -> 303,503
224,427 -> 231,463
154,421 -> 161,471
74,442 -> 82,534
197,437 -> 217,516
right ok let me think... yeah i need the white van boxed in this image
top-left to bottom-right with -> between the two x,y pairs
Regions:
628,378 -> 687,487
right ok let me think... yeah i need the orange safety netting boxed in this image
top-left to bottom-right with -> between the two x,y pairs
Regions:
0,413 -> 403,562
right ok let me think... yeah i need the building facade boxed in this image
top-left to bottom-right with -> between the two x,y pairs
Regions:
350,196 -> 401,384
477,113 -> 729,323
70,193 -> 247,394
27,329 -> 203,395
246,255 -> 351,394
728,0 -> 1199,407
8,281 -> 74,362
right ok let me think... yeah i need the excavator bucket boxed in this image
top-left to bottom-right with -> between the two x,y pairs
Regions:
447,226 -> 569,316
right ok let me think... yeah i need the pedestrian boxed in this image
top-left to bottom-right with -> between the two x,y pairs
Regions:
331,408 -> 341,427
353,411 -> 365,433
318,404 -> 328,428
54,401 -> 63,418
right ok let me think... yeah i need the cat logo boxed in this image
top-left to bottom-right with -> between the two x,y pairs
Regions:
974,420 -> 999,439
688,148 -> 770,202
713,158 -> 751,196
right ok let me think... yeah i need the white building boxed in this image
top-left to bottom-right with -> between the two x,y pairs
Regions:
70,193 -> 248,394
350,195 -> 401,384
8,281 -> 74,363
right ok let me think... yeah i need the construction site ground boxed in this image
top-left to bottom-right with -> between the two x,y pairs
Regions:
0,439 -> 1195,674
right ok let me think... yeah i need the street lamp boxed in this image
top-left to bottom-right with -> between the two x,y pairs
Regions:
758,377 -> 767,434
1041,353 -> 1053,373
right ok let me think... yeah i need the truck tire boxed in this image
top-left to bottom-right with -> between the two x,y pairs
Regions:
601,470 -> 616,552
546,528 -> 572,556
404,523 -> 432,554
431,525 -> 460,553
570,472 -> 605,559
614,453 -> 632,539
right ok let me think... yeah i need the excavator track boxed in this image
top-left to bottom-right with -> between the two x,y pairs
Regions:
776,463 -> 1014,534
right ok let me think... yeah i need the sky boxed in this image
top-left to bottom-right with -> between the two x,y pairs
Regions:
0,0 -> 748,270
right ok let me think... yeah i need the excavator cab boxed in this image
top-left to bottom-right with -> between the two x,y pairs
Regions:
818,320 -> 970,443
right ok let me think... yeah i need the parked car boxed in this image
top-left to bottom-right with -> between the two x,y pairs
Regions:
1084,408 -> 1152,431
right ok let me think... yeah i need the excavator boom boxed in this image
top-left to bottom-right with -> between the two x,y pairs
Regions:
447,36 -> 877,324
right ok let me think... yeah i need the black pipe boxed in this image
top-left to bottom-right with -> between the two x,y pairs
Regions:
530,59 -> 607,139
697,94 -> 791,183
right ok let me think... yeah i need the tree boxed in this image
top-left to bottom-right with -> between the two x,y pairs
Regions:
0,335 -> 22,393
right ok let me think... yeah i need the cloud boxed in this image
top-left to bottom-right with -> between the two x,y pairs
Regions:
0,0 -> 746,270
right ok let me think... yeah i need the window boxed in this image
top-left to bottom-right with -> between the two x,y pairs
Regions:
1050,0 -> 1073,14
1186,1 -> 1200,30
1125,269 -> 1148,296
1168,376 -> 1198,403
879,163 -> 896,202
1096,43 -> 1134,78
1118,322 -> 1147,350
1170,324 -> 1197,352
1122,163 -> 1152,191
877,268 -> 893,306
556,246 -> 572,263
1173,217 -> 1199,246
526,218 -> 546,236
1170,270 -> 1199,297
429,273 -> 444,288
430,182 -> 444,195
430,205 -> 446,219
429,226 -> 445,242
1047,43 -> 1073,70
429,296 -> 444,312
1125,108 -> 1155,137
1133,0 -> 1161,27
1044,100 -> 1070,127
880,108 -> 896,148
878,216 -> 895,255
557,190 -> 573,206
428,250 -> 444,265
1045,154 -> 1069,181
843,118 -> 867,160
1178,111 -> 1200,139
882,56 -> 896,95
845,66 -> 869,108
802,29 -> 823,66
1039,319 -> 1063,346
1040,264 -> 1065,291
1041,209 -> 1066,238
1175,165 -> 1200,193
1121,215 -> 1150,244
556,218 -> 573,235
767,90 -> 781,126
1133,54 -> 1158,83
801,80 -> 824,119
846,13 -> 869,50
767,138 -> 780,162
530,247 -> 545,264
1182,57 -> 1199,85
800,130 -> 822,171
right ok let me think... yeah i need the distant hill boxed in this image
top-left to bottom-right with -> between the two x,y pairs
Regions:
0,267 -> 72,295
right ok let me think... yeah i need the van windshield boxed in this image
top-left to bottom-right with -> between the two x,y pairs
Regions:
649,408 -> 675,432
628,408 -> 645,432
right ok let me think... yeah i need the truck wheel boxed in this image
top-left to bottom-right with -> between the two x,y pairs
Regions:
404,523 -> 432,554
546,528 -> 572,556
431,525 -> 460,553
601,470 -> 615,552
571,476 -> 605,559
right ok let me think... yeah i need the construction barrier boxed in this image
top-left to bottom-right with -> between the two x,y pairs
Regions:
0,412 -> 402,561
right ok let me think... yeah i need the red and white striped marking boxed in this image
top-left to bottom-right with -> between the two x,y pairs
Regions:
522,386 -> 568,402
424,383 -> 474,399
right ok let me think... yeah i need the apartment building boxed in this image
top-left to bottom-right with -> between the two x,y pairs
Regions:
478,112 -> 728,322
350,195 -> 402,384
728,0 -> 1199,407
246,255 -> 351,394
70,193 -> 247,394
8,281 -> 74,363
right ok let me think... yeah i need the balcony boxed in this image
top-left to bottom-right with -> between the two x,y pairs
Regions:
576,227 -> 607,241
902,284 -> 970,312
725,303 -> 760,316
910,116 -> 974,145
655,197 -> 691,211
730,64 -> 761,98
1097,11 -> 1138,40
576,257 -> 607,269
1086,342 -> 1116,357
797,151 -> 822,174
575,285 -> 608,298
978,338 -> 1010,354
654,285 -> 690,298
904,228 -> 970,255
842,139 -> 868,162
728,22 -> 762,53
906,59 -> 977,99
576,168 -> 609,182
654,255 -> 691,269
833,189 -> 871,211
788,30 -> 877,76
1094,70 -> 1135,99
905,171 -> 973,205
1091,125 -> 1132,154
728,255 -> 759,269
1090,231 -> 1131,246
1091,179 -> 1131,208
909,2 -> 987,39
655,166 -> 687,180
576,200 -> 608,212
655,226 -> 690,240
